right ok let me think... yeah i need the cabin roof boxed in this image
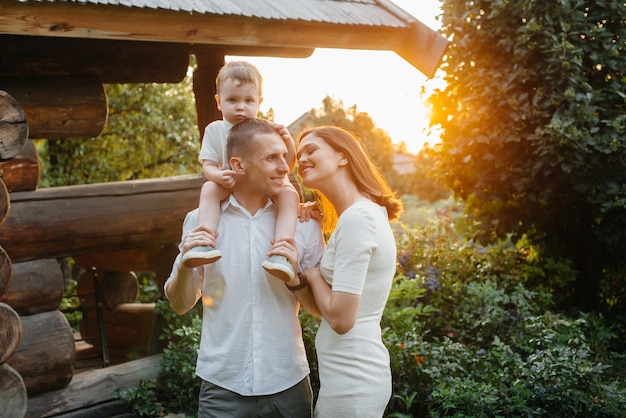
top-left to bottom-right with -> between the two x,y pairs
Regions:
0,0 -> 448,77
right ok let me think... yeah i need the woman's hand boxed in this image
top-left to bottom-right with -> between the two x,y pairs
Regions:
298,201 -> 323,223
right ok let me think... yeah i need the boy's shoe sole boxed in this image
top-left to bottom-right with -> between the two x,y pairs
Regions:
182,246 -> 222,268
262,255 -> 294,282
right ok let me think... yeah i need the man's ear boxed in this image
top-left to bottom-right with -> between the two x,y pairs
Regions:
230,157 -> 245,173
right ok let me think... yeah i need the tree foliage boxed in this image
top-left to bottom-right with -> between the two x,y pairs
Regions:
429,0 -> 626,309
305,96 -> 396,178
38,77 -> 201,187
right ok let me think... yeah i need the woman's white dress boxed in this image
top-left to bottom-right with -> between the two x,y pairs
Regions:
314,200 -> 397,417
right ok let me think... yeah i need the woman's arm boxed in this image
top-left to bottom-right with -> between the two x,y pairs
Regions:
304,268 -> 360,334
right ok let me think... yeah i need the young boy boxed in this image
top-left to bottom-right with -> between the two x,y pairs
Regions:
182,61 -> 299,282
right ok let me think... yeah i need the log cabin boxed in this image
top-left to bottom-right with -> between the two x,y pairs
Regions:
0,0 -> 448,416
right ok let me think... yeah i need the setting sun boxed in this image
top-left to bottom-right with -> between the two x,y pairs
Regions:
230,0 -> 444,155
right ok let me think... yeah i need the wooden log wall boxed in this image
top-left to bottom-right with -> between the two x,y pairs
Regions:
0,89 -> 28,417
0,44 -> 219,415
0,173 -> 203,263
1,259 -> 74,396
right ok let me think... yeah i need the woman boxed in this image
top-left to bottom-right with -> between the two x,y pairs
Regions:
290,126 -> 403,417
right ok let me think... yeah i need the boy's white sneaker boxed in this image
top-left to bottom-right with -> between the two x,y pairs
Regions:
262,255 -> 294,282
182,246 -> 222,268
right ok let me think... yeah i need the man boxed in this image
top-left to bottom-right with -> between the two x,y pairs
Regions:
164,118 -> 325,417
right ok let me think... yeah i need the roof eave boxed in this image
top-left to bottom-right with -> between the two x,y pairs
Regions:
0,1 -> 447,77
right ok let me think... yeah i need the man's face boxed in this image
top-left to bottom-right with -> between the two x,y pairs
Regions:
240,131 -> 290,196
215,78 -> 262,125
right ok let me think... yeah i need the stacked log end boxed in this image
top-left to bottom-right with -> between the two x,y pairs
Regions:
0,88 -> 28,418
0,84 -> 188,415
1,259 -> 74,396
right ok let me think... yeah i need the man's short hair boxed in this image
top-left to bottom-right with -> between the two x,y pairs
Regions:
226,118 -> 278,161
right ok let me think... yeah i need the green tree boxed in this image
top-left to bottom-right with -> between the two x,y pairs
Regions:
38,77 -> 200,187
429,0 -> 626,309
307,96 -> 396,179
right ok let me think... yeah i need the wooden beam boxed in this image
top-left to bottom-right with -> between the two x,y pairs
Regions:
0,2 -> 447,78
1,77 -> 108,139
0,35 -> 189,83
0,259 -> 64,316
0,174 -> 204,264
26,354 -> 162,418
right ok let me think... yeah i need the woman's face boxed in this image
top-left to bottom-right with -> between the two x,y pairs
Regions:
297,133 -> 345,190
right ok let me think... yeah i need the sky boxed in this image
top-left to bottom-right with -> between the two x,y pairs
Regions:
228,0 -> 444,155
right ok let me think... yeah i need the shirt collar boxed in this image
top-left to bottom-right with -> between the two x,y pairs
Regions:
221,194 -> 276,216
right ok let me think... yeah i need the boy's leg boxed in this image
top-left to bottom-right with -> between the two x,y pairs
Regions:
182,181 -> 230,268
262,182 -> 299,281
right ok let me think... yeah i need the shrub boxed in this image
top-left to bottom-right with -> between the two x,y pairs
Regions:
115,299 -> 202,417
384,219 -> 626,416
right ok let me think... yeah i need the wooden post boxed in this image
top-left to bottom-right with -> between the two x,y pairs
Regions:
193,49 -> 224,139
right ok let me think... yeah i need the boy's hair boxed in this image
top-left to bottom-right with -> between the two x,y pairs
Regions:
216,61 -> 263,95
226,118 -> 276,161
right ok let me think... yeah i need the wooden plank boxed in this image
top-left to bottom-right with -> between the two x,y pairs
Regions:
0,2 -> 447,78
26,354 -> 162,418
397,21 -> 450,79
0,174 -> 204,263
1,77 -> 108,139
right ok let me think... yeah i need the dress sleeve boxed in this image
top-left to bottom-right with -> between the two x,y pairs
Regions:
330,206 -> 379,295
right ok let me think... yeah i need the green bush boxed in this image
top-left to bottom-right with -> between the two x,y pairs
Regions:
413,315 -> 626,417
115,300 -> 202,417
